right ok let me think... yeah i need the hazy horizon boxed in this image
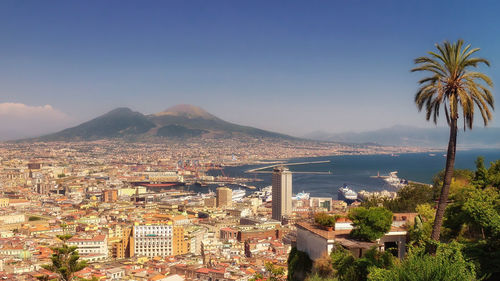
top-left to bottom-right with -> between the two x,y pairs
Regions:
1,0 -> 500,139
2,103 -> 500,142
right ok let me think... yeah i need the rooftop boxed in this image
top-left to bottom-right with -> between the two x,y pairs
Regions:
296,222 -> 350,240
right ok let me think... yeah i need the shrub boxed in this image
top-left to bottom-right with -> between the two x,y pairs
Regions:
348,207 -> 392,241
288,247 -> 313,281
314,213 -> 337,228
368,242 -> 477,281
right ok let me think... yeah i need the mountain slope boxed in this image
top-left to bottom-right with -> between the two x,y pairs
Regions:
304,125 -> 500,148
38,108 -> 156,141
154,104 -> 218,120
150,104 -> 292,138
33,105 -> 293,141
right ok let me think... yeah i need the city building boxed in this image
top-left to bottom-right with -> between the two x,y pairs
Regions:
272,167 -> 292,221
103,189 -> 118,202
67,234 -> 109,262
296,215 -> 410,260
216,187 -> 232,208
109,226 -> 133,259
133,223 -> 173,257
204,197 -> 216,208
0,198 -> 8,208
173,226 -> 189,256
310,197 -> 333,211
35,183 -> 51,195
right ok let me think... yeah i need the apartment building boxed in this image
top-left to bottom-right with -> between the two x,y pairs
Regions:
67,234 -> 108,262
133,224 -> 173,257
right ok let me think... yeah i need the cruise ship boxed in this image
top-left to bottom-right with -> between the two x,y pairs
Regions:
384,171 -> 408,188
252,185 -> 272,202
338,185 -> 358,204
253,186 -> 310,202
232,188 -> 246,202
292,192 -> 310,201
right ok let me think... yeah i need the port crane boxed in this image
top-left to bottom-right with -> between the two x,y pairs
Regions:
244,160 -> 331,174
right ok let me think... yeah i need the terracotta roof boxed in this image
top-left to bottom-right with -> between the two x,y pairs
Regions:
220,227 -> 237,232
296,222 -> 350,240
68,234 -> 106,242
334,234 -> 380,249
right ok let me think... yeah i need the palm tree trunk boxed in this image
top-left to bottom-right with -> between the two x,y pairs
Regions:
431,117 -> 458,241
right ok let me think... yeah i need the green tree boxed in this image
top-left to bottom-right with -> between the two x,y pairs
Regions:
36,276 -> 57,281
329,245 -> 394,281
462,239 -> 500,281
311,253 -> 335,279
251,263 -> 286,281
368,242 -> 478,281
305,273 -> 339,281
382,183 -> 436,212
473,156 -> 488,189
432,168 -> 475,198
41,235 -> 87,281
443,187 -> 500,279
407,203 -> 435,246
314,213 -> 339,228
348,207 -> 393,241
444,187 -> 500,241
487,159 -> 500,188
287,247 -> 313,281
412,39 -> 494,241
266,262 -> 286,281
330,245 -> 357,280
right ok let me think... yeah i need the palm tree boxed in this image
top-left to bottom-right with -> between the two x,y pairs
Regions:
412,39 -> 494,241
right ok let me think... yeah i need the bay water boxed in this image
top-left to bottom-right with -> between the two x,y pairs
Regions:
212,149 -> 500,199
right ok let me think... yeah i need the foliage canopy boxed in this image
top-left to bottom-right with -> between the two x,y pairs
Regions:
348,207 -> 393,241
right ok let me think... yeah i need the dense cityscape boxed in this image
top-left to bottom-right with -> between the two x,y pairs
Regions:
2,1 -> 500,280
0,138 -> 424,280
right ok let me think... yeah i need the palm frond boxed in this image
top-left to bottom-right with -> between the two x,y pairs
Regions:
412,40 -> 494,130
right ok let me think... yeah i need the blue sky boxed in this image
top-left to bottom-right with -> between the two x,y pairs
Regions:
0,0 -> 499,138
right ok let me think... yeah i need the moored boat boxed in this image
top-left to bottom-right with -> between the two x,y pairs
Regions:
338,184 -> 357,204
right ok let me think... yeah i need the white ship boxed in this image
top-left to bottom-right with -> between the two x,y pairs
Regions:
253,185 -> 273,202
384,171 -> 408,188
338,185 -> 358,203
232,188 -> 246,202
200,190 -> 215,199
292,191 -> 310,201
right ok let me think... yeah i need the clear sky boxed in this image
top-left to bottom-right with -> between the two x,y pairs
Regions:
0,0 -> 499,139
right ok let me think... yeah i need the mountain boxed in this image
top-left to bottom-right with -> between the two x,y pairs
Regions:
304,125 -> 500,148
150,104 -> 288,139
38,108 -> 156,141
33,104 -> 292,141
154,104 -> 218,120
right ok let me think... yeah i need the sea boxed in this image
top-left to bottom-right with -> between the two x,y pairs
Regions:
203,148 -> 500,199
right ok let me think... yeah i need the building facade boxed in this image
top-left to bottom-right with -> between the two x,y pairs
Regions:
216,187 -> 232,208
110,226 -> 133,259
133,224 -> 173,257
67,234 -> 108,262
103,189 -> 118,202
272,167 -> 292,221
173,226 -> 189,256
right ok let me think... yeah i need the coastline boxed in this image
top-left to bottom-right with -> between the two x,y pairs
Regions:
214,149 -> 500,198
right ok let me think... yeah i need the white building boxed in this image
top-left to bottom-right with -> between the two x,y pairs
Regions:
296,218 -> 409,261
0,214 -> 25,224
133,224 -> 173,257
67,234 -> 108,262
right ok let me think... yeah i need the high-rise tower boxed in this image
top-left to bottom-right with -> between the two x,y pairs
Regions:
216,186 -> 232,208
272,166 -> 292,221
